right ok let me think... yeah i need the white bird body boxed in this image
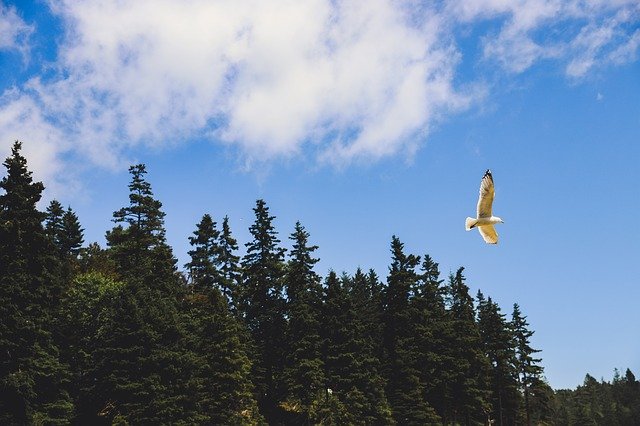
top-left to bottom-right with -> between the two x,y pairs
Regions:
465,170 -> 503,244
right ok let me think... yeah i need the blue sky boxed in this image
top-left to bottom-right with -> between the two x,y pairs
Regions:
1,0 -> 639,389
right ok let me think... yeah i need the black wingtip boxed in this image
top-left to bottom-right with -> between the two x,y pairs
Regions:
483,169 -> 492,179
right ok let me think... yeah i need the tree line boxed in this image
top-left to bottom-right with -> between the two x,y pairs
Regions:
1,141 -> 638,425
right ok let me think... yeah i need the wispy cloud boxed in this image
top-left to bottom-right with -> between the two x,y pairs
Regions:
0,2 -> 33,55
450,0 -> 640,75
0,0 -> 638,192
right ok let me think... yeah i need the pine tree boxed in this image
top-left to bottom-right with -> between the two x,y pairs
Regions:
106,164 -> 177,287
413,254 -> 452,420
182,287 -> 263,424
99,164 -> 193,423
219,215 -> 241,308
240,199 -> 287,422
58,272 -> 126,423
382,236 -> 439,424
477,292 -> 520,425
444,267 -> 490,425
46,203 -> 84,280
185,214 -> 222,292
511,303 -> 544,426
322,271 -> 394,425
0,141 -> 73,424
281,221 -> 325,424
60,206 -> 84,257
45,199 -> 65,248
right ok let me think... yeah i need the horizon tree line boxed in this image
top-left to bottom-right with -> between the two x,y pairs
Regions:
1,140 -> 638,425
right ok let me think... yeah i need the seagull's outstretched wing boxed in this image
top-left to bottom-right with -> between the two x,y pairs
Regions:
477,170 -> 494,218
479,225 -> 498,244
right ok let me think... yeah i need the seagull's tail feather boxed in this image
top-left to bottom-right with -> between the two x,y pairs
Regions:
465,217 -> 477,231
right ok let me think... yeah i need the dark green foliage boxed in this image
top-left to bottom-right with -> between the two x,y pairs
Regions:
219,215 -> 241,308
477,292 -> 521,425
60,207 -> 84,257
281,222 -> 325,423
182,290 -> 263,425
412,254 -> 455,420
46,201 -> 84,281
239,199 -> 287,423
382,236 -> 440,424
57,272 -> 126,423
322,271 -> 394,425
106,164 -> 177,286
0,142 -> 73,424
555,369 -> 640,425
99,164 -> 193,424
45,199 -> 65,245
511,303 -> 546,425
185,213 -> 222,292
444,267 -> 491,424
11,145 -> 633,425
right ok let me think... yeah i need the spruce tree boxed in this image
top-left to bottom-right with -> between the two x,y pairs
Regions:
181,282 -> 263,424
45,199 -> 65,247
281,221 -> 325,424
382,236 -> 439,424
185,213 -> 222,292
444,267 -> 490,424
240,199 -> 287,422
477,292 -> 520,425
58,272 -> 126,423
106,164 -> 177,287
511,303 -> 545,426
46,203 -> 84,280
99,164 -> 192,423
413,254 -> 453,420
219,215 -> 241,308
60,207 -> 84,257
322,271 -> 394,425
0,141 -> 73,424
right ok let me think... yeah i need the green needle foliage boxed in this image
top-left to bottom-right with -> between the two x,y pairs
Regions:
2,142 -> 638,425
0,141 -> 73,424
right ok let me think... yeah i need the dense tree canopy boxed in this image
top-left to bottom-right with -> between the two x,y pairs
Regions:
1,142 -> 637,425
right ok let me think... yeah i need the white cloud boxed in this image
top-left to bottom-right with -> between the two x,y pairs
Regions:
0,0 -> 471,182
0,2 -> 33,56
0,0 -> 638,192
449,0 -> 640,76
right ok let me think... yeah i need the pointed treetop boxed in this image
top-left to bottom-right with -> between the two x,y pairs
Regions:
1,141 -> 45,216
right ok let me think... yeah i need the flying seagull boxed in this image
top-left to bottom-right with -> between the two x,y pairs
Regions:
465,169 -> 504,244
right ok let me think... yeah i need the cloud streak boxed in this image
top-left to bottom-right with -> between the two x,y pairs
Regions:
0,0 -> 638,190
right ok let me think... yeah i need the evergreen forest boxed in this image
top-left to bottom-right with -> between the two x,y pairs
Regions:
1,140 -> 639,425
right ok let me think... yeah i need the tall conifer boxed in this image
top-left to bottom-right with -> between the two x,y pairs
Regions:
0,141 -> 73,424
382,236 -> 439,424
444,267 -> 490,424
281,222 -> 325,423
240,199 -> 287,422
477,292 -> 520,425
219,215 -> 241,307
99,164 -> 191,423
511,303 -> 545,426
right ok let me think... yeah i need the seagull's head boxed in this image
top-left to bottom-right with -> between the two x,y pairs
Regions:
494,216 -> 504,224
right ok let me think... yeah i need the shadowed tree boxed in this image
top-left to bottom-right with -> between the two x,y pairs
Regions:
185,214 -> 222,292
511,303 -> 546,425
0,141 -> 73,424
322,270 -> 394,425
444,267 -> 491,425
239,199 -> 287,423
219,215 -> 241,309
281,221 -> 325,424
97,164 -> 195,424
382,236 -> 440,424
477,292 -> 521,426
